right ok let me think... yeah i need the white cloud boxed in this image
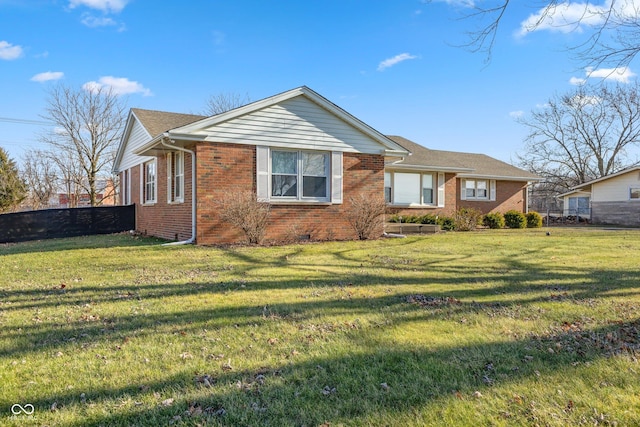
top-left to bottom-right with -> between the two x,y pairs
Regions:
518,1 -> 640,37
81,14 -> 117,27
83,76 -> 152,96
427,0 -> 475,6
68,0 -> 128,13
509,110 -> 524,119
377,53 -> 418,71
570,66 -> 636,84
587,66 -> 636,82
31,71 -> 65,82
0,40 -> 23,60
569,76 -> 587,85
517,2 -> 606,37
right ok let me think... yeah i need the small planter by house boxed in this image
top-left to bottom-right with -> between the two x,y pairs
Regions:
384,223 -> 440,234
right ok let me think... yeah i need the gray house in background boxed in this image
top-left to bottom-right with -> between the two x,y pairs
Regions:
559,167 -> 640,227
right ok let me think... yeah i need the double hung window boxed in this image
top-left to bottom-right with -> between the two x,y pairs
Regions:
271,150 -> 329,201
143,160 -> 156,204
167,151 -> 184,203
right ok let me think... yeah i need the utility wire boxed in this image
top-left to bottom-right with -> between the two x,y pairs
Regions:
0,116 -> 53,126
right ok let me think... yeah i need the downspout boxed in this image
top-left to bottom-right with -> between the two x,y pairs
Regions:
160,134 -> 196,246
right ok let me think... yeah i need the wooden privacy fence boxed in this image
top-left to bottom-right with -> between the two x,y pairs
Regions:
0,205 -> 135,243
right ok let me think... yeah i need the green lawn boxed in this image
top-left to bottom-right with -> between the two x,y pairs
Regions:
1,229 -> 639,426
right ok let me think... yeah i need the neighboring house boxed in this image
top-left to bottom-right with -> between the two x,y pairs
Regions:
384,136 -> 541,218
559,167 -> 640,227
113,86 -> 541,244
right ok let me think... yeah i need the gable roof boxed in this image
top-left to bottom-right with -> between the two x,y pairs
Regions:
387,135 -> 541,181
570,166 -> 640,190
134,86 -> 408,156
132,108 -> 206,139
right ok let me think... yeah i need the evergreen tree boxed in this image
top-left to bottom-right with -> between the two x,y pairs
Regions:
0,147 -> 26,212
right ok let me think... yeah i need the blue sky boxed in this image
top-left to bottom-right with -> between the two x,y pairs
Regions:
1,0 -> 637,166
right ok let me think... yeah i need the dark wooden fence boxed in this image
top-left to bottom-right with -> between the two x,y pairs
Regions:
0,205 -> 135,243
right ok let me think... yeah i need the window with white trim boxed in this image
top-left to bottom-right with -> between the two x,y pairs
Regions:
167,151 -> 184,203
386,171 -> 441,206
465,179 -> 488,199
121,169 -> 131,205
630,187 -> 640,200
460,178 -> 496,201
143,160 -> 156,203
271,150 -> 329,201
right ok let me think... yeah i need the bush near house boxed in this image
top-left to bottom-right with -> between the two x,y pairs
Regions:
454,207 -> 483,231
504,210 -> 527,229
526,211 -> 543,228
218,191 -> 271,244
483,212 -> 505,229
346,195 -> 387,240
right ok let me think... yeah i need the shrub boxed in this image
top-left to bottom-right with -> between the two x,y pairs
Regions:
346,194 -> 387,240
419,214 -> 438,224
387,214 -> 401,223
483,212 -> 505,229
218,191 -> 271,244
504,210 -> 526,229
526,211 -> 543,228
437,216 -> 455,231
454,207 -> 483,231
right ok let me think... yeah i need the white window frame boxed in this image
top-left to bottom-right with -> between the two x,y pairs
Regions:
630,187 -> 640,200
270,149 -> 330,202
461,178 -> 493,201
167,151 -> 184,204
386,171 -> 443,207
143,159 -> 157,204
122,169 -> 131,205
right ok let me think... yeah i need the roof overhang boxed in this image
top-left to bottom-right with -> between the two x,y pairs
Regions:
457,173 -> 544,182
386,163 -> 473,173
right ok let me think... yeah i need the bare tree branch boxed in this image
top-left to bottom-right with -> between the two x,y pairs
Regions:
203,92 -> 251,116
40,84 -> 126,206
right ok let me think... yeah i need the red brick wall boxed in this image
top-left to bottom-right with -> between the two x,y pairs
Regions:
194,143 -> 385,245
386,176 -> 529,219
457,179 -> 528,214
129,151 -> 193,242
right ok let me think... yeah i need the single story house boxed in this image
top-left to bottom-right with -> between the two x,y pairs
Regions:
558,167 -> 640,226
113,86 -> 541,244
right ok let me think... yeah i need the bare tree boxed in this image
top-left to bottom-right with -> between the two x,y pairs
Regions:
21,150 -> 58,210
204,92 -> 251,116
437,0 -> 640,69
40,84 -> 126,206
517,83 -> 640,192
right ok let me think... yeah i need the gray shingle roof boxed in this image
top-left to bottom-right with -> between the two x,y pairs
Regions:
132,108 -> 206,139
387,135 -> 540,180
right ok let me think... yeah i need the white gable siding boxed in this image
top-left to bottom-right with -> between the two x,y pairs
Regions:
119,117 -> 155,172
190,97 -> 384,154
592,170 -> 640,202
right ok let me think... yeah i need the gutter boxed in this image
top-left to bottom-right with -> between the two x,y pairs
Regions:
159,133 -> 197,246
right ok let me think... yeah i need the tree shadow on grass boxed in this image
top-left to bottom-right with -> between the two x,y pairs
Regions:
2,317 -> 639,426
0,233 -> 166,257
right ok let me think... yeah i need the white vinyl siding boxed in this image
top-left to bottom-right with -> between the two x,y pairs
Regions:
119,117 -> 155,172
184,97 -> 385,154
591,170 -> 640,202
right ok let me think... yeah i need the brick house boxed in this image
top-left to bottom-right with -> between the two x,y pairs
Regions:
384,136 -> 541,219
113,86 -> 540,244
